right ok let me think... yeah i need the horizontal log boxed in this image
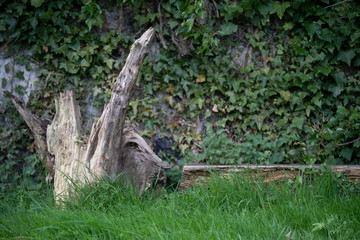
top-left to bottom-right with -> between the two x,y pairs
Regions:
180,164 -> 360,190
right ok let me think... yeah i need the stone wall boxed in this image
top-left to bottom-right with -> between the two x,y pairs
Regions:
0,51 -> 40,104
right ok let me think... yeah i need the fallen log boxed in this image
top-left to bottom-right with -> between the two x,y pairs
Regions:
180,164 -> 360,190
7,27 -> 171,201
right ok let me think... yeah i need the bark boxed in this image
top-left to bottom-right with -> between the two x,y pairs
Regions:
86,28 -> 156,179
180,164 -> 360,190
4,91 -> 55,182
121,124 -> 170,193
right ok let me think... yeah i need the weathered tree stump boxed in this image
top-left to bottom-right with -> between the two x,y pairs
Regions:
6,28 -> 171,201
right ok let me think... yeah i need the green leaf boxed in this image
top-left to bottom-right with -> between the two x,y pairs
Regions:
253,115 -> 266,131
15,71 -> 25,80
2,78 -> 7,88
269,152 -> 284,164
80,59 -> 90,67
270,1 -> 290,19
313,65 -> 331,76
280,90 -> 291,102
307,84 -> 321,94
218,22 -> 238,36
329,84 -> 343,97
258,3 -> 272,17
30,17 -> 38,29
68,39 -> 80,51
15,85 -> 25,95
333,72 -> 346,86
337,50 -> 356,66
311,93 -> 323,108
340,148 -> 353,161
304,22 -> 321,38
104,58 -> 114,69
54,44 -> 67,54
290,117 -> 305,130
283,22 -> 294,31
306,106 -> 314,117
93,86 -> 102,97
31,0 -> 45,8
195,97 -> 205,109
168,20 -> 178,29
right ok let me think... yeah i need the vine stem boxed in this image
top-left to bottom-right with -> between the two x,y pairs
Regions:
336,137 -> 360,146
323,0 -> 352,9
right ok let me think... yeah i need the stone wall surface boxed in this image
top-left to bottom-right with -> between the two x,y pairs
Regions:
0,52 -> 40,104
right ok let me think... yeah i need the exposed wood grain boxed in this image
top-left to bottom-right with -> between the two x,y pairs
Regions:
86,27 -> 156,179
7,28 -> 171,201
4,91 -> 55,181
180,164 -> 360,190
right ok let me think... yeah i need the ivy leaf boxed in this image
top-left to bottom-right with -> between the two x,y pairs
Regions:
337,50 -> 356,66
68,38 -> 80,51
311,93 -> 323,108
340,148 -> 353,161
196,74 -> 206,83
283,22 -> 294,31
195,97 -> 205,109
104,58 -> 114,69
31,0 -> 45,8
15,71 -> 25,80
129,99 -> 139,116
218,22 -> 238,36
80,59 -> 90,67
306,106 -> 314,117
290,117 -> 305,130
313,65 -> 331,76
333,72 -> 346,86
165,96 -> 173,107
304,22 -> 320,38
253,114 -> 266,131
93,86 -> 102,97
30,17 -> 38,29
354,57 -> 360,67
329,84 -> 343,97
15,85 -> 25,96
258,3 -> 272,17
2,78 -> 7,88
280,90 -> 291,102
165,84 -> 175,94
270,1 -> 290,20
168,20 -> 178,29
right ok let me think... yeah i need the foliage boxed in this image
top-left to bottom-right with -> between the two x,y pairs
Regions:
304,103 -> 360,165
1,172 -> 359,239
0,98 -> 44,192
0,0 -> 359,171
126,0 -> 360,165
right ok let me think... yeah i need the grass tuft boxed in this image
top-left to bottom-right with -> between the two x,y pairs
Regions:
0,171 -> 359,239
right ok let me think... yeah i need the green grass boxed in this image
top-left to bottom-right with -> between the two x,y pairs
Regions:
0,172 -> 359,239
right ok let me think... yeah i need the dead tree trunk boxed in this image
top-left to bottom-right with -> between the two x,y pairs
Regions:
4,91 -> 55,182
6,28 -> 171,200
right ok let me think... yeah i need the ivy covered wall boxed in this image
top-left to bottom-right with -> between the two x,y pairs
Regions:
0,0 -> 359,187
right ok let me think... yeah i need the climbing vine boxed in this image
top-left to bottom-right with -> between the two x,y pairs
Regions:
0,0 -> 359,189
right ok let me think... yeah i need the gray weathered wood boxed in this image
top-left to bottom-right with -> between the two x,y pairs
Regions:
180,164 -> 360,190
86,27 -> 156,179
7,28 -> 171,201
4,91 -> 55,182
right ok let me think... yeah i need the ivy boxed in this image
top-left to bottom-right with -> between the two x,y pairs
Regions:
0,0 -> 359,178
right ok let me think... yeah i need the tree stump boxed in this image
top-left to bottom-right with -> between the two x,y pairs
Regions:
6,27 -> 171,201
